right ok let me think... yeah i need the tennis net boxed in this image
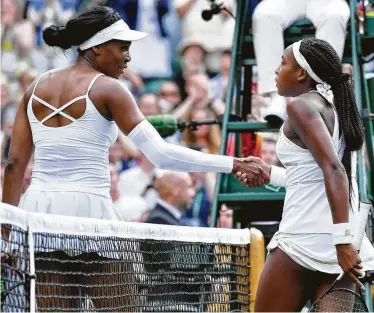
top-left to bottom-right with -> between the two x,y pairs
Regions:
1,204 -> 251,312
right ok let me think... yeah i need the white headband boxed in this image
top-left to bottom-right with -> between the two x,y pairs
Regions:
79,20 -> 147,51
292,40 -> 334,105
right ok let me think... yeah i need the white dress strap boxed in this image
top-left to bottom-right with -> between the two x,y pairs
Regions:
38,95 -> 86,124
31,69 -> 56,96
86,74 -> 105,95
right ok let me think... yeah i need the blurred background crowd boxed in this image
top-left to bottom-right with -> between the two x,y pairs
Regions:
1,0 -> 373,228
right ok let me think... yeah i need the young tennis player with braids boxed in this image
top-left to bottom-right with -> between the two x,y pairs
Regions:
237,38 -> 374,311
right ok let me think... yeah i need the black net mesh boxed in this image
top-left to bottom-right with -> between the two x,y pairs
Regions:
1,224 -> 30,312
1,207 -> 250,312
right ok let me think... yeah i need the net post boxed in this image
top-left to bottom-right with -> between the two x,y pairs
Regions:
27,226 -> 36,313
249,228 -> 265,312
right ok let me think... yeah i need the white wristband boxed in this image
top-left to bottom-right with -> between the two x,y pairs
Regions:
269,165 -> 286,187
332,223 -> 353,245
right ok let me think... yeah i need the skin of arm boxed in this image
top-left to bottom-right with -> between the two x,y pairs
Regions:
2,86 -> 34,206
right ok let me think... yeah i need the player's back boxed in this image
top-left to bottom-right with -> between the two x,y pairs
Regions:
26,68 -> 118,197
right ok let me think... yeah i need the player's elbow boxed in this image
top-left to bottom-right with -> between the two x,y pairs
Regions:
142,142 -> 171,169
322,161 -> 347,178
4,158 -> 25,178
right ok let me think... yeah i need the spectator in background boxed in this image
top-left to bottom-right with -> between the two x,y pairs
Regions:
110,163 -> 148,222
260,135 -> 279,166
145,171 -> 196,225
252,0 -> 350,126
179,40 -> 207,77
117,152 -> 157,211
158,81 -> 182,114
138,93 -> 162,116
182,145 -> 217,227
217,205 -> 233,229
182,108 -> 221,154
2,0 -> 36,77
109,139 -> 130,173
210,49 -> 231,101
174,0 -> 235,74
1,75 -> 11,110
173,72 -> 225,120
26,0 -> 76,72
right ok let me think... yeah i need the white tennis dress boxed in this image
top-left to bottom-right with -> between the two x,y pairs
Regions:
19,70 -> 122,220
268,91 -> 374,273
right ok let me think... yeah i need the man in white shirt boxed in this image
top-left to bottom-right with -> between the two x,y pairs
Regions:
174,0 -> 235,73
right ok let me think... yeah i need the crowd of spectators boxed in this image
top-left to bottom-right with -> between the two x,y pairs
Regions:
2,0 -> 372,228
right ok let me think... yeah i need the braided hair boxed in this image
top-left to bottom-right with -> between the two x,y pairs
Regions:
299,38 -> 365,201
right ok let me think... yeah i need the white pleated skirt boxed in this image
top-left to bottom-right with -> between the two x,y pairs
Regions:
268,231 -> 374,274
19,189 -> 123,220
18,189 -> 126,257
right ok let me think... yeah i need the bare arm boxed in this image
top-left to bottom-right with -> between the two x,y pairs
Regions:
2,91 -> 33,206
287,98 -> 348,224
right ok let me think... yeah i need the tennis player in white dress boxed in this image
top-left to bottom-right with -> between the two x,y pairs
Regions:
237,38 -> 374,311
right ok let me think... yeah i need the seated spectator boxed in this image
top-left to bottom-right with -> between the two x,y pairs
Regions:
179,40 -> 207,77
145,171 -> 196,226
109,139 -> 133,173
117,152 -> 157,210
2,0 -> 36,77
260,134 -> 280,166
182,108 -> 221,154
26,0 -> 76,72
109,163 -> 148,222
173,73 -> 225,119
252,0 -> 350,125
210,49 -> 231,101
138,93 -> 162,116
217,205 -> 233,229
183,165 -> 216,227
158,81 -> 182,114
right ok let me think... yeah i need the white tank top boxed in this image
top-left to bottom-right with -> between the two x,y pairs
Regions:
27,70 -> 119,198
276,94 -> 358,234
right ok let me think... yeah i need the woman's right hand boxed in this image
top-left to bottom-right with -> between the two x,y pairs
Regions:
336,244 -> 365,290
232,157 -> 269,188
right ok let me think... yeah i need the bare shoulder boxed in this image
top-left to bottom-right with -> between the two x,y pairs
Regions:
287,93 -> 321,124
95,76 -> 130,97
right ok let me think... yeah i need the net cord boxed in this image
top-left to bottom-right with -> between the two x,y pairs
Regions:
0,204 -> 250,245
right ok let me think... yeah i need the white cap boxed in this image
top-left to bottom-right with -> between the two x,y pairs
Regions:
79,20 -> 147,51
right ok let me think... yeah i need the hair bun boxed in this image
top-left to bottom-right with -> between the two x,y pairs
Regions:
43,25 -> 71,49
